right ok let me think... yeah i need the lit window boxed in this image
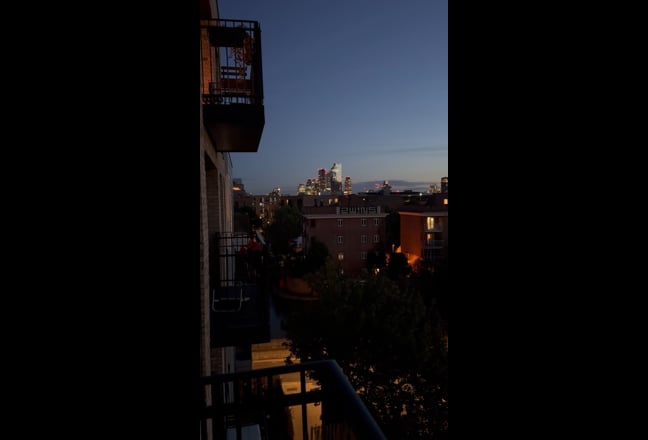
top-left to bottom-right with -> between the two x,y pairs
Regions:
337,252 -> 344,261
427,217 -> 434,230
444,198 -> 448,205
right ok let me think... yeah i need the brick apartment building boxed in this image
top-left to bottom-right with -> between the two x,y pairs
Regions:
399,193 -> 448,267
302,204 -> 389,275
200,0 -> 266,380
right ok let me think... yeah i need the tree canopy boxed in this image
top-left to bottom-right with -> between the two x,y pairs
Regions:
266,204 -> 302,255
234,205 -> 262,230
282,260 -> 448,439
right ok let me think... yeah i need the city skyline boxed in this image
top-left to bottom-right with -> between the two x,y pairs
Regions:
220,0 -> 448,195
235,160 -> 444,195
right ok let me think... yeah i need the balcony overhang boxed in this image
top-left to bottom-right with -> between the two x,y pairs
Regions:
203,104 -> 265,152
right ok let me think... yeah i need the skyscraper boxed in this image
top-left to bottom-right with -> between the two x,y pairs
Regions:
441,176 -> 448,194
317,167 -> 327,193
330,162 -> 342,194
344,176 -> 353,195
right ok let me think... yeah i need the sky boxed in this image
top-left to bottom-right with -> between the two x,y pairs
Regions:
218,0 -> 448,195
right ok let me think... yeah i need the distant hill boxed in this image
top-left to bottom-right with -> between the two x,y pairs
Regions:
353,180 -> 436,194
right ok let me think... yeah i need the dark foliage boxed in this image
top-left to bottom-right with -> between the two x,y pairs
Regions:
282,261 -> 448,439
235,205 -> 262,230
266,205 -> 303,255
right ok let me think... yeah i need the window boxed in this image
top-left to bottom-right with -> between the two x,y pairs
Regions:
373,234 -> 380,243
337,252 -> 344,261
361,235 -> 367,244
444,198 -> 448,205
373,218 -> 379,226
337,218 -> 343,227
427,217 -> 434,230
337,235 -> 343,244
360,251 -> 367,260
361,218 -> 367,227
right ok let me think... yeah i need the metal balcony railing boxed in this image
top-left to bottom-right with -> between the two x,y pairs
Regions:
200,360 -> 387,440
201,19 -> 264,106
200,18 -> 265,152
210,232 -> 269,347
424,239 -> 445,249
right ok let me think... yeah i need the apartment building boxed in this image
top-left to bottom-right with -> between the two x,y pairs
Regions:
302,204 -> 389,275
399,193 -> 449,267
199,0 -> 267,377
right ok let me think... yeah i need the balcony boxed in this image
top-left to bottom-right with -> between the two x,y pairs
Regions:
201,19 -> 265,152
200,360 -> 387,440
210,232 -> 270,347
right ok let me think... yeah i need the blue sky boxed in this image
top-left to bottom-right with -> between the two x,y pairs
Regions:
219,0 -> 448,195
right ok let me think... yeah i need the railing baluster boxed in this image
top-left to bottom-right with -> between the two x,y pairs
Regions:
201,360 -> 386,439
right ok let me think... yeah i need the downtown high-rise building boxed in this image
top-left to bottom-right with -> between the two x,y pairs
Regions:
330,162 -> 342,193
441,176 -> 448,194
344,176 -> 352,195
317,168 -> 327,193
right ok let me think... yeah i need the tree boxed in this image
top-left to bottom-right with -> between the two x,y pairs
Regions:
282,260 -> 448,439
266,205 -> 302,255
366,246 -> 387,272
387,252 -> 409,280
384,207 -> 401,250
234,205 -> 262,230
304,238 -> 329,274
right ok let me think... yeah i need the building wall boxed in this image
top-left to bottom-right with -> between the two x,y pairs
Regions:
399,214 -> 424,260
399,211 -> 448,264
199,141 -> 211,380
200,1 -> 264,438
201,118 -> 237,375
304,207 -> 388,275
200,6 -> 218,439
201,0 -> 259,381
200,23 -> 237,376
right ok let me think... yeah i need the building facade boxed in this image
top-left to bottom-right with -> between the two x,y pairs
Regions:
303,205 -> 388,275
399,193 -> 448,267
199,0 -> 266,378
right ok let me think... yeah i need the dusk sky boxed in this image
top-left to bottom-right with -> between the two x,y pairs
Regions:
219,0 -> 448,195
